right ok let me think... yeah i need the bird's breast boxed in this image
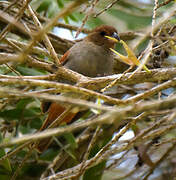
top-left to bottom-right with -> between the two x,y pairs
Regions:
64,41 -> 113,77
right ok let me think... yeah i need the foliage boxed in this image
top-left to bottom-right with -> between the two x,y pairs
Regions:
0,0 -> 176,180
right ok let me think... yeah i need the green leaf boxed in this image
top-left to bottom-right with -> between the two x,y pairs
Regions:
21,163 -> 45,177
16,98 -> 33,110
0,133 -> 12,173
23,108 -> 39,118
63,132 -> 78,149
87,17 -> 104,29
18,125 -> 33,134
57,0 -> 64,8
48,1 -> 59,18
0,174 -> 11,180
0,98 -> 34,121
83,161 -> 106,180
0,66 -> 9,74
109,9 -> 151,30
69,14 -> 78,22
64,16 -> 69,24
39,148 -> 59,161
36,0 -> 50,13
53,137 -> 76,160
29,117 -> 43,129
16,65 -> 47,76
0,109 -> 21,120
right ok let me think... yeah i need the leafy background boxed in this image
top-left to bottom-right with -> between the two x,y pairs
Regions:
0,0 -> 176,180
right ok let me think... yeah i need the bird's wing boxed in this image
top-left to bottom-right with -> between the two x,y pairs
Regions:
36,50 -> 77,152
40,102 -> 77,131
59,50 -> 70,65
36,103 -> 77,153
41,101 -> 52,113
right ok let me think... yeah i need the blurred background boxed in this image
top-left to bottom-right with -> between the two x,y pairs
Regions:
0,0 -> 176,180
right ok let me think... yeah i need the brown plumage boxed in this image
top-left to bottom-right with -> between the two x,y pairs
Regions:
36,25 -> 120,152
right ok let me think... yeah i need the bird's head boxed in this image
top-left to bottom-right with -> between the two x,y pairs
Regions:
86,25 -> 120,48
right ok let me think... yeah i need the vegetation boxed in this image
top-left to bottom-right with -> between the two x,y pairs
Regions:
0,0 -> 176,179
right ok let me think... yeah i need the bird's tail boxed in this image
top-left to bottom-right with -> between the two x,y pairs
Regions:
34,102 -> 77,153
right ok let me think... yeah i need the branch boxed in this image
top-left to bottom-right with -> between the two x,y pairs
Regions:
1,94 -> 176,148
0,78 -> 124,105
79,68 -> 176,90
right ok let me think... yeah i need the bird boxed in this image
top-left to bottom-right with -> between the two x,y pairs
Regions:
35,25 -> 120,152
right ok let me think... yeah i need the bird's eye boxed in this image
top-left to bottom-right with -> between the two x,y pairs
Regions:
100,31 -> 106,36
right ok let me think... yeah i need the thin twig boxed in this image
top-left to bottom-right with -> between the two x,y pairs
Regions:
11,150 -> 33,180
157,0 -> 174,9
0,0 -> 32,41
17,0 -> 88,64
27,5 -> 60,66
94,0 -> 120,17
75,0 -> 99,37
75,125 -> 101,179
143,142 -> 176,180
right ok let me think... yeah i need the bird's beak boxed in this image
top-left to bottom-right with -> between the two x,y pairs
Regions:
105,32 -> 120,42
